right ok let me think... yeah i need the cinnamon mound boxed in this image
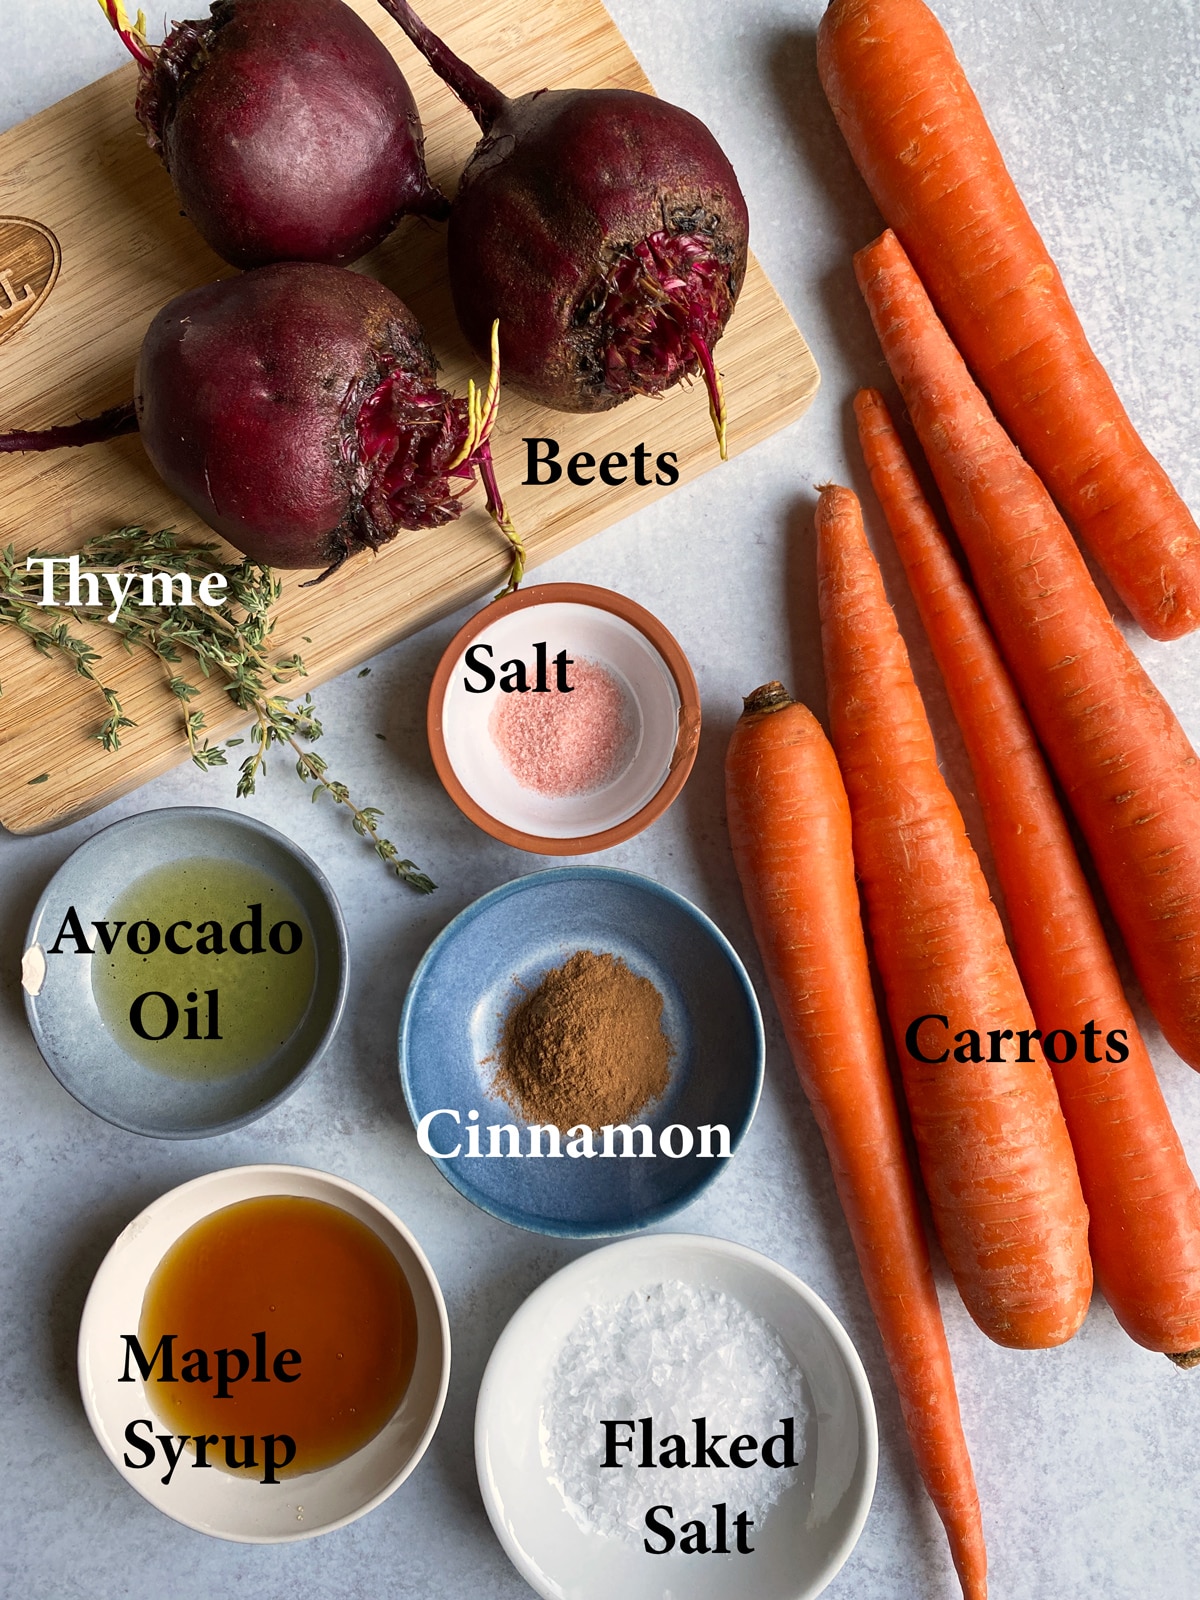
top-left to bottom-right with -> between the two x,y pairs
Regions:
493,950 -> 671,1126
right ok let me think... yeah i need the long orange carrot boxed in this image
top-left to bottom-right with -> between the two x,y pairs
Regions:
856,387 -> 1200,1362
726,684 -> 987,1598
816,482 -> 1091,1349
855,227 -> 1200,1076
818,0 -> 1200,641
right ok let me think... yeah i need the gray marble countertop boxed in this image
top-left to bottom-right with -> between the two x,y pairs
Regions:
3,2 -> 1199,1596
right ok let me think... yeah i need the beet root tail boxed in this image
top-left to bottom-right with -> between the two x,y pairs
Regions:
690,331 -> 728,460
0,401 -> 139,454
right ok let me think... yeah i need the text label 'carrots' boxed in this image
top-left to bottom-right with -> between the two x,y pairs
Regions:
856,386 -> 1200,1363
816,481 -> 1091,1350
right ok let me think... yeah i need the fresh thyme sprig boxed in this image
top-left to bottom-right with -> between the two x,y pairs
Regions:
0,528 -> 434,892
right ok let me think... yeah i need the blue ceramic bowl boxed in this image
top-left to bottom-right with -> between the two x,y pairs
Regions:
23,807 -> 348,1139
399,868 -> 764,1237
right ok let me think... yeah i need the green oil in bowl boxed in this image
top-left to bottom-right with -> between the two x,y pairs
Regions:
91,856 -> 317,1080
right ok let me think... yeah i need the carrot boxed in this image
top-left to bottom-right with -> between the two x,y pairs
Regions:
815,481 -> 1092,1349
855,387 -> 1200,1362
855,227 -> 1200,1076
726,683 -> 988,1598
817,0 -> 1200,642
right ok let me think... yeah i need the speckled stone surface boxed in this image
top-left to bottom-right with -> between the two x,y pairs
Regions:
2,2 -> 1198,1596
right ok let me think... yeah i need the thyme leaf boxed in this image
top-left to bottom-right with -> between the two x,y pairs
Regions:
0,529 -> 434,892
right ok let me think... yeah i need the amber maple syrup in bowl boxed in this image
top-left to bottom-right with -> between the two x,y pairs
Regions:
78,1165 -> 451,1541
138,1195 -> 419,1477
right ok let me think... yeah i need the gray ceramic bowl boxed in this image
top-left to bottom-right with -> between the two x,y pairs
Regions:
22,807 -> 348,1138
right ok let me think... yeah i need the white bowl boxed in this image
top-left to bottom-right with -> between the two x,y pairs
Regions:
428,583 -> 701,854
475,1233 -> 877,1600
78,1165 -> 451,1543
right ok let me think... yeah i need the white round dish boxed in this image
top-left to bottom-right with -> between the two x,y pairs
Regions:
78,1164 -> 451,1543
440,598 -> 678,839
475,1233 -> 877,1600
428,583 -> 700,854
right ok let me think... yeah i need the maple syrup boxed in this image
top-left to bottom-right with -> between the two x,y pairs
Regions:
138,1195 -> 417,1477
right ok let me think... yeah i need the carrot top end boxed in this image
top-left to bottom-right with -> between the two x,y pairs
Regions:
741,681 -> 794,716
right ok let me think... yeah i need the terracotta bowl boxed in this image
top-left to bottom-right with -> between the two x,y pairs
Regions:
427,583 -> 701,855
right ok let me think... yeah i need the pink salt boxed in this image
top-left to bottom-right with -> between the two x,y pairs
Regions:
490,656 -> 634,797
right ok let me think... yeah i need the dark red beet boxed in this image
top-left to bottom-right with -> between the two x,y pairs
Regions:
377,0 -> 749,453
102,0 -> 447,269
1,263 -> 522,587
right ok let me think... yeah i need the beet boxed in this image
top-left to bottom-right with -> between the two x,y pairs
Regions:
102,0 -> 447,268
376,0 -> 749,454
1,263 -> 521,586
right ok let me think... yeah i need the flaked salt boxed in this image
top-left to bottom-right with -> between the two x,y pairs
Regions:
542,1279 -> 807,1546
490,655 -> 634,797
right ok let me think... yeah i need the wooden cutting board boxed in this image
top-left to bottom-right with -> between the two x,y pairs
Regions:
0,0 -> 818,835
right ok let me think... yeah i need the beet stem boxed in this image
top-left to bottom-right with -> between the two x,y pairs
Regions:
374,0 -> 508,133
476,442 -> 525,597
97,0 -> 156,71
688,332 -> 728,460
0,401 -> 139,454
452,321 -> 526,595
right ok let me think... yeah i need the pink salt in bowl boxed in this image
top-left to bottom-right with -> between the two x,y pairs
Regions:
427,584 -> 701,855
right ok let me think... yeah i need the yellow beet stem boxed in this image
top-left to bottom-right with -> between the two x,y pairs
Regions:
447,319 -> 502,470
97,0 -> 155,70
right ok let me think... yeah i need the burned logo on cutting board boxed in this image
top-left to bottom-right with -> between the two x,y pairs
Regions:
0,217 -> 61,347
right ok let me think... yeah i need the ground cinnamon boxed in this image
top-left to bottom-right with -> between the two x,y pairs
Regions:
493,949 -> 671,1126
